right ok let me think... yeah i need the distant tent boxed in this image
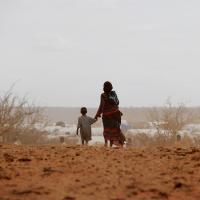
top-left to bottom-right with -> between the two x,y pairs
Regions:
56,121 -> 65,127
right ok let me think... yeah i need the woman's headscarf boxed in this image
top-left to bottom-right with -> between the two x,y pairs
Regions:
103,81 -> 113,93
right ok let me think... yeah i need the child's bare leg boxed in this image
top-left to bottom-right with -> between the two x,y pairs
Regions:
118,140 -> 124,148
104,139 -> 108,147
81,140 -> 84,145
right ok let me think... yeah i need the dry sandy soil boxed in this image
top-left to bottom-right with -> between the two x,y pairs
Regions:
1,145 -> 200,200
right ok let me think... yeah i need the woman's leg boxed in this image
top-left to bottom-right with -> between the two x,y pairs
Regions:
110,140 -> 113,147
81,140 -> 84,145
103,118 -> 108,147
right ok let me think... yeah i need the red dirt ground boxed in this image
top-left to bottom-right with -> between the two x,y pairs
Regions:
1,145 -> 200,200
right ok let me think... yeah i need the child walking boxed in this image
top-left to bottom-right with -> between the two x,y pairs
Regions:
76,107 -> 97,145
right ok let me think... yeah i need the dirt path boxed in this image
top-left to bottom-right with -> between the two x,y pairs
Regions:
1,145 -> 200,200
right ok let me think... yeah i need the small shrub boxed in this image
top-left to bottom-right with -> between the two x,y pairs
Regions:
0,86 -> 47,143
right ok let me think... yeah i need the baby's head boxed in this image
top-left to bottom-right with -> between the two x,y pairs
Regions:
80,107 -> 87,116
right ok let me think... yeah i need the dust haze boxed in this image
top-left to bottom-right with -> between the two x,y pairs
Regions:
1,0 -> 200,107
1,1 -> 200,200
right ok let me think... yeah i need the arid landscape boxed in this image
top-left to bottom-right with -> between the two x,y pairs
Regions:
1,144 -> 200,200
1,1 -> 200,199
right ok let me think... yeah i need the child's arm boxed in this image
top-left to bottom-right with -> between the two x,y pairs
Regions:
89,117 -> 97,125
76,118 -> 81,135
76,127 -> 79,135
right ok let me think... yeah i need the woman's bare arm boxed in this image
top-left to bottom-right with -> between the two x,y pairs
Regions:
95,94 -> 103,119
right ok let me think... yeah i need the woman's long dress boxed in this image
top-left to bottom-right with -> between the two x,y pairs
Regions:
95,92 -> 125,143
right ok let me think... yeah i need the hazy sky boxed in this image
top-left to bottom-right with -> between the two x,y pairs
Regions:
1,0 -> 200,107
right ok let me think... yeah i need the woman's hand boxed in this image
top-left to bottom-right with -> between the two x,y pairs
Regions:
95,114 -> 101,120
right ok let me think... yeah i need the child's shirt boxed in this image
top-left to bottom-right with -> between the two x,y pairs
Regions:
77,115 -> 96,141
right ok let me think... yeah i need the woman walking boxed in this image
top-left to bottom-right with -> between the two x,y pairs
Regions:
95,81 -> 125,147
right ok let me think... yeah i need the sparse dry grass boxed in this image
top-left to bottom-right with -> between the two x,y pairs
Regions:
126,132 -> 200,148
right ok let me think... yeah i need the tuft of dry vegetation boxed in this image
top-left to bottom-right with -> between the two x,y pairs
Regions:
148,99 -> 194,139
125,99 -> 199,148
126,132 -> 199,148
0,87 -> 47,144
